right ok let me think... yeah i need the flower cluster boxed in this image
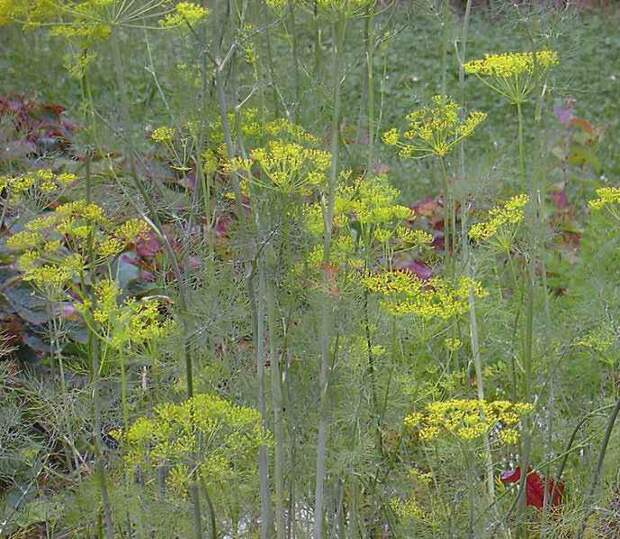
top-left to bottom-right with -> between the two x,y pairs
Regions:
78,279 -> 174,351
6,200 -> 148,293
121,394 -> 271,493
265,0 -> 373,12
363,271 -> 486,320
383,96 -> 486,158
404,399 -> 533,444
576,326 -> 616,354
444,337 -> 462,352
0,169 -> 76,205
464,50 -> 558,78
336,176 -> 413,227
464,50 -> 558,103
390,495 -> 424,521
151,126 -> 176,144
160,2 -> 208,28
468,194 -> 529,244
589,186 -> 620,215
229,140 -> 331,195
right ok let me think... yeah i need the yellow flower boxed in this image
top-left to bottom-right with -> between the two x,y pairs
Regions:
444,337 -> 462,352
363,272 -> 486,320
114,218 -> 149,243
404,399 -> 533,444
120,394 -> 271,488
151,126 -> 175,144
464,50 -> 558,103
464,50 -> 558,78
160,2 -> 208,28
469,194 -> 528,244
390,495 -> 424,521
384,96 -> 486,158
589,187 -> 620,211
6,231 -> 43,251
245,139 -> 331,195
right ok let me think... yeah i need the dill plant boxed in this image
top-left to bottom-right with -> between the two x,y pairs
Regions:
2,2 -> 620,538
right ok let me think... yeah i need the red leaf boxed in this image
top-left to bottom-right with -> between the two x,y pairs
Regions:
550,189 -> 569,210
135,232 -> 162,258
395,259 -> 432,281
500,467 -> 564,509
411,196 -> 440,218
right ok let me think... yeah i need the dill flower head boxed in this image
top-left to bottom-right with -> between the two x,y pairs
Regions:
390,495 -> 424,521
160,2 -> 209,28
230,139 -> 331,195
266,0 -> 373,10
363,271 -> 486,320
465,50 -> 558,78
464,50 -> 558,103
0,169 -> 77,205
469,194 -> 529,246
589,187 -> 620,213
333,176 -> 414,246
383,96 -> 486,158
120,394 -> 271,491
7,200 -> 150,296
404,399 -> 533,444
151,126 -> 175,144
83,279 -> 175,351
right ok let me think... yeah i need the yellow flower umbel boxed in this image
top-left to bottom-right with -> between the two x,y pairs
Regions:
229,140 -> 331,196
468,194 -> 529,250
121,394 -> 271,494
265,0 -> 373,13
6,200 -> 148,296
363,271 -> 486,320
464,50 -> 558,104
160,1 -> 208,28
0,169 -> 77,207
589,187 -> 620,221
383,96 -> 486,159
334,175 -> 414,248
79,279 -> 174,354
315,0 -> 374,12
150,126 -> 176,144
404,399 -> 533,445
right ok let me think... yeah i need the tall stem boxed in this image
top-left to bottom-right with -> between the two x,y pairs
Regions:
439,156 -> 454,273
250,238 -> 273,538
287,0 -> 301,119
266,242 -> 286,539
516,100 -> 535,536
516,101 -> 527,190
313,16 -> 346,539
84,152 -> 114,539
365,4 -> 375,174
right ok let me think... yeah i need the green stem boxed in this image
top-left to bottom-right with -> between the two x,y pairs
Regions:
313,16 -> 346,539
365,4 -> 375,174
516,101 -> 527,188
287,0 -> 301,119
85,151 -> 114,539
249,221 -> 273,538
266,250 -> 286,539
439,156 -> 453,273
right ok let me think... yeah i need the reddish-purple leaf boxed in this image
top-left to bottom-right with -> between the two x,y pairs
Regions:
135,232 -> 162,258
395,259 -> 432,280
501,467 -> 564,509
